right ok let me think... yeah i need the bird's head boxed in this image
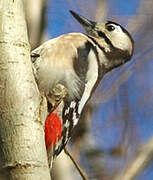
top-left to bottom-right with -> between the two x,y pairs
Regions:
70,10 -> 134,70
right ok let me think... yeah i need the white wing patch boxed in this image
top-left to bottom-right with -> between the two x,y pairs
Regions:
55,138 -> 63,151
64,107 -> 70,116
70,101 -> 79,126
72,111 -> 78,126
64,120 -> 70,128
70,101 -> 76,108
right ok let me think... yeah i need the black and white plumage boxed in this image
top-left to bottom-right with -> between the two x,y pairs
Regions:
31,10 -> 134,159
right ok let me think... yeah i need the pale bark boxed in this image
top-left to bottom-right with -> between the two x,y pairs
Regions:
0,0 -> 51,179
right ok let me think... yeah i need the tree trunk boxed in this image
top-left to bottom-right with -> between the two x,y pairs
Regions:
0,0 -> 51,179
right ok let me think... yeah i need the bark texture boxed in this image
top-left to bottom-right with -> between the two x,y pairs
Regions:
0,0 -> 51,179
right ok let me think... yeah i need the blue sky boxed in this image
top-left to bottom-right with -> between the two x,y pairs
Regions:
47,0 -> 140,37
107,0 -> 140,15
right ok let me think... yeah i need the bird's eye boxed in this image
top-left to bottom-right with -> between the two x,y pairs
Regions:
106,25 -> 115,31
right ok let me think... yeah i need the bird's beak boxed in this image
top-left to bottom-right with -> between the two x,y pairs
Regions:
70,10 -> 96,34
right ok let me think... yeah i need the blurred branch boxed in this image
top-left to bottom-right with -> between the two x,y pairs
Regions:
26,0 -> 47,49
115,137 -> 153,180
64,148 -> 89,180
95,0 -> 107,21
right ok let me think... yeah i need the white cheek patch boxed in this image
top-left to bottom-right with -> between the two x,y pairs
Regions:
108,25 -> 132,53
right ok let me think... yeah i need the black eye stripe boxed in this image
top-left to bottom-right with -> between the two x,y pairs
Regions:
97,31 -> 104,37
97,31 -> 114,48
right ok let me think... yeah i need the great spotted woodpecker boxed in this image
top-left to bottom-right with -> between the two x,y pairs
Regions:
31,10 -> 134,166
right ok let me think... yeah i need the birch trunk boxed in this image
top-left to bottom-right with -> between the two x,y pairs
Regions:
0,0 -> 51,179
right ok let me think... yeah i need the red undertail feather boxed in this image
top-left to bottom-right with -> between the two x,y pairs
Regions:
45,113 -> 62,150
